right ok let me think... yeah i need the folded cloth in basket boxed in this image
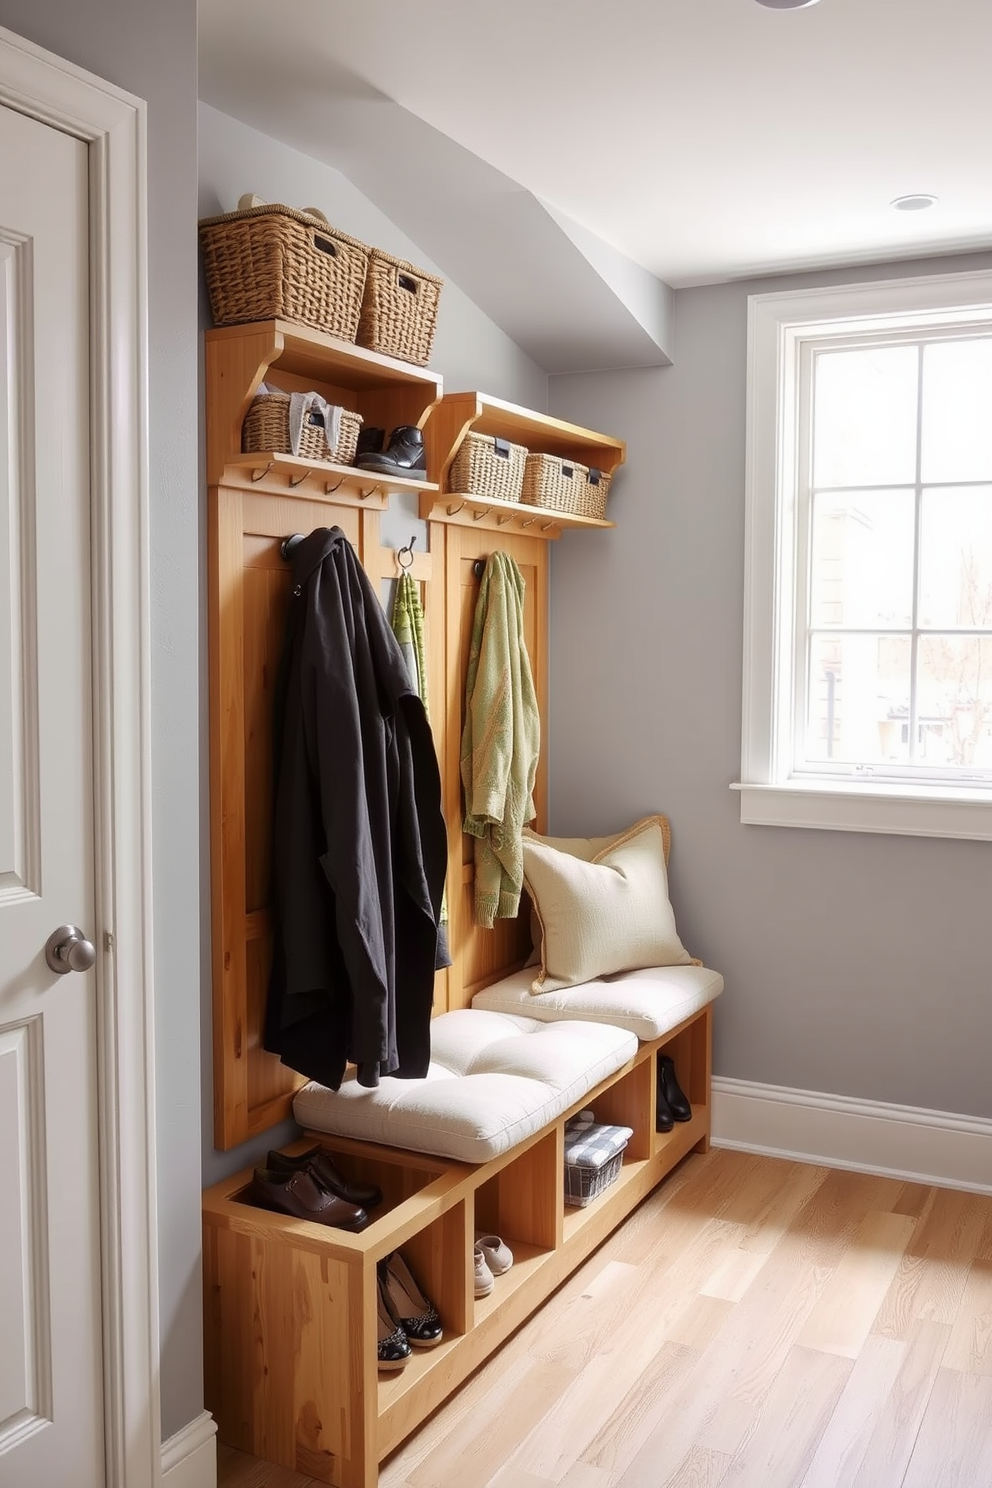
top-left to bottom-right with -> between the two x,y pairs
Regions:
563,1122 -> 633,1170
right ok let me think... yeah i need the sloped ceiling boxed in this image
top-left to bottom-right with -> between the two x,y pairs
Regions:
199,0 -> 992,373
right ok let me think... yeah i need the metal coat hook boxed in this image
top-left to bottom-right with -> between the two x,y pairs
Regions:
397,535 -> 417,571
359,484 -> 378,501
289,469 -> 313,488
472,507 -> 489,522
446,501 -> 465,517
472,558 -> 487,579
324,477 -> 345,495
251,462 -> 274,483
280,533 -> 306,561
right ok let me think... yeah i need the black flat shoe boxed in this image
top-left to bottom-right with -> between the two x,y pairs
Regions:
379,1252 -> 443,1348
658,1053 -> 692,1123
376,1277 -> 411,1371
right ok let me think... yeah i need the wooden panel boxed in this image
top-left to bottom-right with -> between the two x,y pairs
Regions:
210,485 -> 382,1149
443,524 -> 549,1011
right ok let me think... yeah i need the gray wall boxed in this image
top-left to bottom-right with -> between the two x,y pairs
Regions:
0,0 -> 203,1444
548,251 -> 992,1122
197,102 -> 549,1191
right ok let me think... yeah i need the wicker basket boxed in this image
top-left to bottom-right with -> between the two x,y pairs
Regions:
521,453 -> 612,520
563,1122 -> 632,1209
447,432 -> 528,502
242,390 -> 363,466
199,202 -> 369,340
357,248 -> 443,366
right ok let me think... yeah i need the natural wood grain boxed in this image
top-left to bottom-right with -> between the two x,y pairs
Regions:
220,1160 -> 992,1488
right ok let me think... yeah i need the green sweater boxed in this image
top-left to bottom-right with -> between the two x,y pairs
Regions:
460,552 -> 541,928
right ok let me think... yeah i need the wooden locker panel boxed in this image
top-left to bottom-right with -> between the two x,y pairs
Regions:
442,523 -> 549,1010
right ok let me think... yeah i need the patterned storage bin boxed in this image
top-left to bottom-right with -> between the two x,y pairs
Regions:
447,432 -> 528,502
563,1121 -> 633,1208
199,200 -> 369,340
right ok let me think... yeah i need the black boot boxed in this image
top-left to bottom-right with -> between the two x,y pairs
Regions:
354,425 -> 385,462
657,1053 -> 691,1123
355,424 -> 426,477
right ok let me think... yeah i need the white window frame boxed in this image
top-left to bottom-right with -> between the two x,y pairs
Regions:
736,268 -> 992,841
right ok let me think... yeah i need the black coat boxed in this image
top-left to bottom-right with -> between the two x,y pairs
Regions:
264,527 -> 447,1089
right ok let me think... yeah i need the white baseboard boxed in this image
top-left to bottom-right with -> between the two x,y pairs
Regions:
711,1077 -> 992,1194
162,1411 -> 217,1488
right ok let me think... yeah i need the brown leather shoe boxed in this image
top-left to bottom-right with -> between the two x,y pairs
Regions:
247,1167 -> 369,1231
265,1145 -> 383,1210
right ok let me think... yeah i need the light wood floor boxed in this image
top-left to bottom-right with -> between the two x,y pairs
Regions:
216,1148 -> 992,1488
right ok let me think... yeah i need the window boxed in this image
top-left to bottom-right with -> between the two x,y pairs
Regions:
737,270 -> 992,840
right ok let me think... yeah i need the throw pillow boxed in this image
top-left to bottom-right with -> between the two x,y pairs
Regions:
523,815 -> 692,993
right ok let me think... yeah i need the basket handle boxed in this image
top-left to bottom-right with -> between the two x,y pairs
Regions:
493,438 -> 511,460
561,463 -> 575,480
314,234 -> 338,257
397,271 -> 419,295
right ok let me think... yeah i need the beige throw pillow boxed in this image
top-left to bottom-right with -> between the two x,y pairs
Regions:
523,815 -> 692,994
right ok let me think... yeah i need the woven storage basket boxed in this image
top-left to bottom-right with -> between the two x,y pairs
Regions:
199,202 -> 369,339
521,453 -> 612,520
357,248 -> 443,366
563,1122 -> 632,1209
447,432 -> 528,502
242,391 -> 363,466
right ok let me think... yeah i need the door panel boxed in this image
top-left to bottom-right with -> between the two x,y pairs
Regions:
0,102 -> 102,1487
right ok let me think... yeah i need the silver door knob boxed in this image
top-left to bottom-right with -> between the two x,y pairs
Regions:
45,924 -> 96,975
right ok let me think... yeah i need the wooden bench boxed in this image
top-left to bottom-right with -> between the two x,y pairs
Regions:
202,972 -> 721,1488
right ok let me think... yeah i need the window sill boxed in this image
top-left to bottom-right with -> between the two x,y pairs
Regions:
731,780 -> 992,841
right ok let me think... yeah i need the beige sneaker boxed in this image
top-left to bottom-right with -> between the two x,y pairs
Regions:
474,1244 -> 495,1297
475,1233 -> 514,1276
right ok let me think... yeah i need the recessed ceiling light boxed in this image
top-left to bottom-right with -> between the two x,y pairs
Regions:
754,0 -> 822,9
890,194 -> 938,211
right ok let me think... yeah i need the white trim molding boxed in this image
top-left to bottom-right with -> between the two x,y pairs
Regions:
738,267 -> 992,841
713,1076 -> 992,1194
0,23 -> 159,1488
162,1412 -> 217,1488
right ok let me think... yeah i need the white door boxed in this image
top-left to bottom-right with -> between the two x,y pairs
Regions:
0,101 -> 105,1486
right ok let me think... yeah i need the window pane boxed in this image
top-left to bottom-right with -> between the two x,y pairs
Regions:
921,339 -> 992,484
810,490 -> 915,628
916,636 -> 992,768
812,345 -> 918,488
919,486 -> 992,628
806,633 -> 911,764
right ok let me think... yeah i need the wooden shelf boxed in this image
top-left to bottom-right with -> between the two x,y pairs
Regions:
205,319 -> 443,489
419,488 -> 614,536
220,452 -> 438,504
423,390 -> 625,533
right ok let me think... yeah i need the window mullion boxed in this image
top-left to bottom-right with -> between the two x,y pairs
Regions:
909,344 -> 924,763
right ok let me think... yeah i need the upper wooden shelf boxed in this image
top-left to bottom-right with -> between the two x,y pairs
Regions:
423,391 -> 625,533
204,319 -> 444,489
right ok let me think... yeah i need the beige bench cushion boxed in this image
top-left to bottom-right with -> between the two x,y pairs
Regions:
471,964 -> 724,1042
294,1009 -> 638,1165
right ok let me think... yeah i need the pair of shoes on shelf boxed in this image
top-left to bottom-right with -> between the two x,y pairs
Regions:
474,1233 -> 514,1297
656,1054 -> 692,1133
376,1252 -> 442,1371
247,1144 -> 383,1231
354,424 -> 426,478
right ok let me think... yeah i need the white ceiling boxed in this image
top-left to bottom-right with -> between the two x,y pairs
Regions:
199,0 -> 992,288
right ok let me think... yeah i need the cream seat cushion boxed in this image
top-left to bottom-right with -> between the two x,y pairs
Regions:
293,1009 -> 638,1165
472,964 -> 724,1043
524,815 -> 693,993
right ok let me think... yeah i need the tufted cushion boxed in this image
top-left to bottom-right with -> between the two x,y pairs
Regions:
293,1009 -> 638,1164
472,964 -> 724,1043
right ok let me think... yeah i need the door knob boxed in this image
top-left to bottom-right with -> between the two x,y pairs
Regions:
45,924 -> 96,975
